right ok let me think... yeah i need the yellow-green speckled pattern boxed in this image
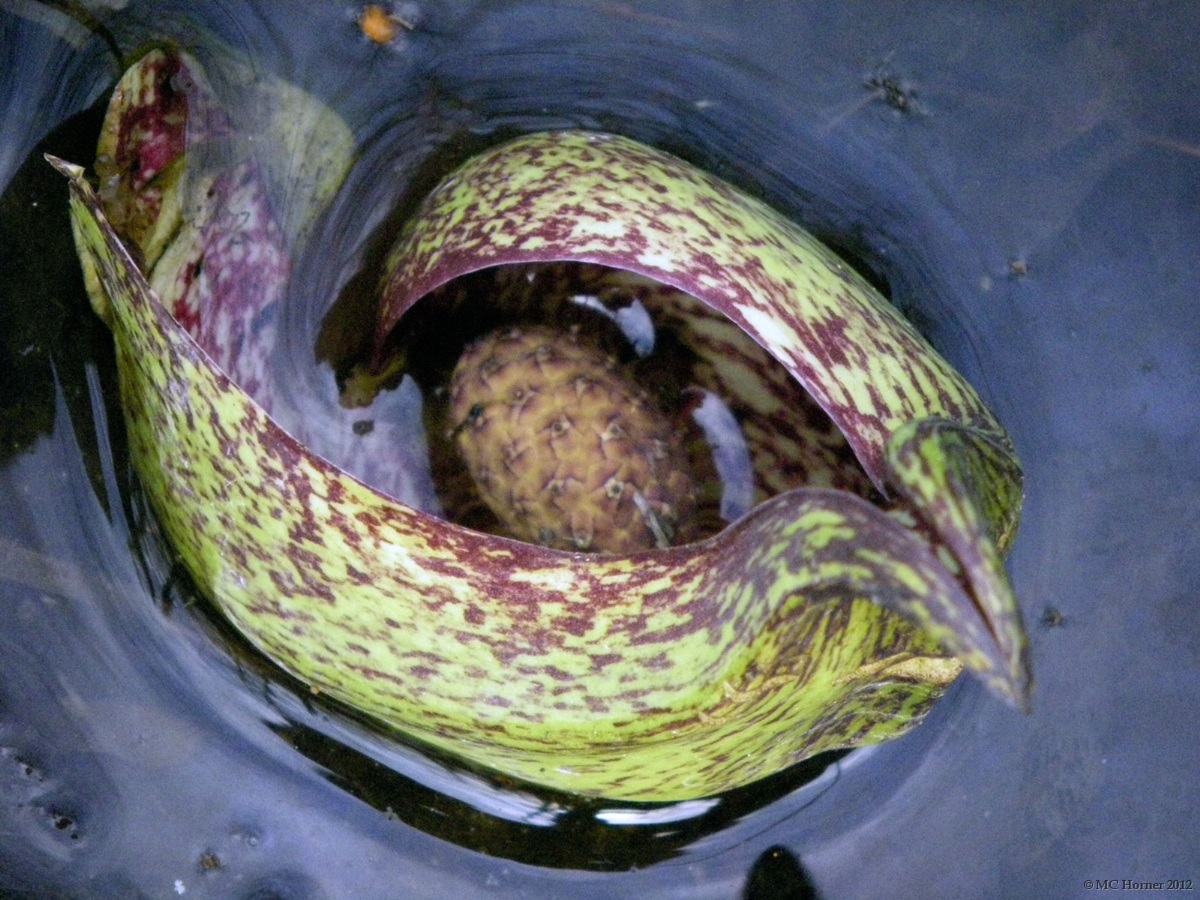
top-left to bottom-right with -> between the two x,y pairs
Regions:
51,54 -> 1028,802
378,132 -> 1010,489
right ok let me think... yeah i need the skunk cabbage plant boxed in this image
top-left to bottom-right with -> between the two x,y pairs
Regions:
53,47 -> 1029,801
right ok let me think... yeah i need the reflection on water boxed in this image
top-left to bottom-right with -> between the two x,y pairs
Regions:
4,1 -> 1199,897
742,846 -> 820,900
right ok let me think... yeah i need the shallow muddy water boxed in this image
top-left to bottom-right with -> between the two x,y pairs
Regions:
2,2 -> 1199,897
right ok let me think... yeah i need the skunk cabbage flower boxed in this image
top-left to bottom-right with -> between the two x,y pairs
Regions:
52,47 -> 1029,802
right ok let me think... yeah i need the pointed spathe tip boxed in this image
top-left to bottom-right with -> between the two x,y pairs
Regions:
45,153 -> 83,179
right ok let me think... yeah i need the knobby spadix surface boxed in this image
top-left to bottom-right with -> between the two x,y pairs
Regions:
54,46 -> 1029,801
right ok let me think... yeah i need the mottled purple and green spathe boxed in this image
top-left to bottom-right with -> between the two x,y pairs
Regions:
53,47 -> 1029,801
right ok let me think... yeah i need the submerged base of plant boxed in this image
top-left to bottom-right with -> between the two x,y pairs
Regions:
52,45 -> 1028,801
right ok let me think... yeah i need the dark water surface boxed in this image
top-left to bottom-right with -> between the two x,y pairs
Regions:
2,2 -> 1199,897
